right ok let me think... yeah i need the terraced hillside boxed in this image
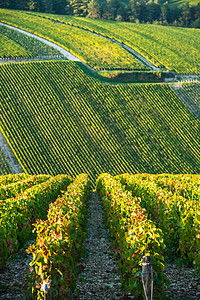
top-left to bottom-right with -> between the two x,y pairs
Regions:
0,9 -> 199,73
0,60 -> 199,182
0,24 -> 61,59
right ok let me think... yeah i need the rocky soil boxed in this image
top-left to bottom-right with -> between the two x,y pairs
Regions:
0,239 -> 34,299
75,192 -> 133,299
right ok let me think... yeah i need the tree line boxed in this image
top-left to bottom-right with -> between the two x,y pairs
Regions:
1,0 -> 200,28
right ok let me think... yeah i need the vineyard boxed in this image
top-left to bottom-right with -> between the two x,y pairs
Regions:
21,10 -> 200,74
0,24 -> 61,59
96,173 -> 200,298
0,60 -> 200,182
0,9 -> 200,73
168,0 -> 200,7
0,172 -> 200,298
0,173 -> 90,298
0,174 -> 73,267
0,9 -> 147,70
27,173 -> 91,298
0,6 -> 200,299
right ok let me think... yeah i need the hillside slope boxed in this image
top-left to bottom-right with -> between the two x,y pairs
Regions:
0,9 -> 146,70
0,60 -> 199,181
0,9 -> 200,73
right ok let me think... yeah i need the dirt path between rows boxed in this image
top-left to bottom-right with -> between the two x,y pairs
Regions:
0,192 -> 199,299
0,131 -> 23,174
76,191 -> 133,299
0,239 -> 34,299
76,191 -> 200,299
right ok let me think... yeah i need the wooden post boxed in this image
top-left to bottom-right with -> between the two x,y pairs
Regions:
142,255 -> 153,300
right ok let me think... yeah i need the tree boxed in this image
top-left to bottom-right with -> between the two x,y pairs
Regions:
136,1 -> 147,23
116,1 -> 129,21
195,3 -> 200,20
106,0 -> 120,19
52,0 -> 67,14
70,0 -> 88,16
161,2 -> 169,24
39,0 -> 54,12
181,3 -> 191,27
14,0 -> 29,9
87,0 -> 101,19
130,0 -> 138,22
0,0 -> 11,8
146,3 -> 161,23
27,0 -> 39,11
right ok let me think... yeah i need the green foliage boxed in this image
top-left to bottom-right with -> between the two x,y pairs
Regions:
96,173 -> 168,298
0,60 -> 200,183
0,25 -> 61,59
0,174 -> 72,268
0,174 -> 50,200
1,0 -> 200,27
0,9 -> 147,70
95,70 -> 173,83
26,11 -> 200,73
27,174 -> 91,299
0,32 -> 31,58
118,174 -> 200,273
87,0 -> 101,19
169,0 -> 200,8
70,0 -> 88,17
1,9 -> 200,72
0,173 -> 28,186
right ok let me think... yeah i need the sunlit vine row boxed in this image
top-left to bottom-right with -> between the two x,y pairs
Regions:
117,174 -> 200,273
0,174 -> 72,268
96,173 -> 167,298
0,173 -> 28,186
0,174 -> 50,200
27,174 -> 90,299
